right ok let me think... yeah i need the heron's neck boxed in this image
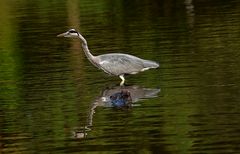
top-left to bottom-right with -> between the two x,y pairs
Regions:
78,34 -> 95,63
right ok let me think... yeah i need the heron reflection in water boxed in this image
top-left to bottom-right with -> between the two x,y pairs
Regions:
110,90 -> 132,108
57,29 -> 159,85
72,85 -> 160,139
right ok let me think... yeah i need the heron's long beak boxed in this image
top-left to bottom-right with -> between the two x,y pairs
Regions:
57,32 -> 67,37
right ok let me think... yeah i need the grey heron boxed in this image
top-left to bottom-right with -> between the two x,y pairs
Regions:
57,29 -> 159,85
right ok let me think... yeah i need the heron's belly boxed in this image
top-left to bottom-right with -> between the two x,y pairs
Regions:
101,68 -> 139,76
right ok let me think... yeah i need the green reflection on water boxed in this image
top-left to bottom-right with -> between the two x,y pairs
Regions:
0,0 -> 20,110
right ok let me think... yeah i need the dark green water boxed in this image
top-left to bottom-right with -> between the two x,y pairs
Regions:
1,0 -> 240,153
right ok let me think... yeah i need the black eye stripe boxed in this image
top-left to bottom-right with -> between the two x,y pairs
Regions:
69,30 -> 77,33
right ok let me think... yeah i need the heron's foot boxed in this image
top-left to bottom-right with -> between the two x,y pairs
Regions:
119,75 -> 125,86
120,80 -> 125,86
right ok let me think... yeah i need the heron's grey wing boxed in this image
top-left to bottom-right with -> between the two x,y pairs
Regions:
97,54 -> 145,76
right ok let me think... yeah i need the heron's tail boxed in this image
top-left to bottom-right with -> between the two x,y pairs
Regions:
143,60 -> 159,69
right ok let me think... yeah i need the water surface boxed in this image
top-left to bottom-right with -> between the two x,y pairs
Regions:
1,0 -> 240,153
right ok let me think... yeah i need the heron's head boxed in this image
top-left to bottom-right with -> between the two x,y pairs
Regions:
57,29 -> 79,38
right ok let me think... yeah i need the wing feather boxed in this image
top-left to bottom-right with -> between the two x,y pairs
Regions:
97,54 -> 146,76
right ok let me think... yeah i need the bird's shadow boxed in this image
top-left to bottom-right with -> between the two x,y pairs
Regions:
72,84 -> 160,139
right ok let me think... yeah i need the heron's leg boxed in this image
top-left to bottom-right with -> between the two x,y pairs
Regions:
119,75 -> 125,86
